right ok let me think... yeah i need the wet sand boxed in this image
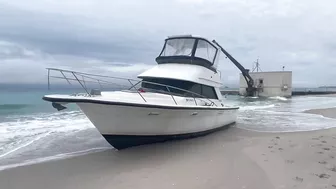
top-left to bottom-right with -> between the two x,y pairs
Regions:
304,107 -> 336,119
1,110 -> 336,189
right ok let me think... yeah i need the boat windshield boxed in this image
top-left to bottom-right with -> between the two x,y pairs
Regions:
161,38 -> 195,57
159,37 -> 218,64
194,39 -> 217,64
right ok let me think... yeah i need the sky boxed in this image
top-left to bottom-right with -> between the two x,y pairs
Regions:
0,0 -> 336,87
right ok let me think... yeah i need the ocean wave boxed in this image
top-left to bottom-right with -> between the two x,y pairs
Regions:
0,111 -> 93,146
0,131 -> 52,159
268,96 -> 288,101
0,111 -> 96,166
237,109 -> 336,132
4,110 -> 82,120
239,104 -> 275,111
0,104 -> 30,110
0,147 -> 111,171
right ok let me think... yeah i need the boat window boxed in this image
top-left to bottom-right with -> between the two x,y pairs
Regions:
195,39 -> 217,63
161,38 -> 195,56
141,78 -> 218,99
190,83 -> 202,96
201,85 -> 217,99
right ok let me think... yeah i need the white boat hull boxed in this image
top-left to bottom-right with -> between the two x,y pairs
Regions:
76,102 -> 237,149
43,92 -> 238,149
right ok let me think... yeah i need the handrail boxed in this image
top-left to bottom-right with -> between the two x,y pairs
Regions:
46,68 -> 217,106
47,68 -> 139,82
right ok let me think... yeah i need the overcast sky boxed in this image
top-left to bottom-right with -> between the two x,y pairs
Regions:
1,0 -> 336,87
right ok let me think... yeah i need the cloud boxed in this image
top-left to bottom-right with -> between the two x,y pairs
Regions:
0,0 -> 336,87
0,40 -> 151,84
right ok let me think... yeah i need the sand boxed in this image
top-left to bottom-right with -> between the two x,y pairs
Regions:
304,107 -> 336,119
1,109 -> 336,189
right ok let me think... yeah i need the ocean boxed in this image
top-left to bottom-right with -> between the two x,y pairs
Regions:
1,87 -> 336,171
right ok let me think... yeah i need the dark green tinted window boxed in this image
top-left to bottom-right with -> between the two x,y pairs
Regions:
141,78 -> 218,99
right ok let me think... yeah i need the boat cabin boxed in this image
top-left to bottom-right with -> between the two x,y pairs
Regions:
155,35 -> 220,72
139,35 -> 222,100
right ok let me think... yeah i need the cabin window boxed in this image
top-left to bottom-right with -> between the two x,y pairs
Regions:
194,39 -> 217,64
189,83 -> 202,95
141,78 -> 218,99
201,85 -> 217,99
161,38 -> 195,56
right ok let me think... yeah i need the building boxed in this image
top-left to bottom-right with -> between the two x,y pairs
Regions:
239,71 -> 292,97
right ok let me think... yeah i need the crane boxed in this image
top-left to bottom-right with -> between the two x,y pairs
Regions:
212,40 -> 256,96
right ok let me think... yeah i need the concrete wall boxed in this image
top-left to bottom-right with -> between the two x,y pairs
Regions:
239,71 -> 292,97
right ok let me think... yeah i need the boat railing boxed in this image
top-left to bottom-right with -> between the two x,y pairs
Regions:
46,68 -> 217,107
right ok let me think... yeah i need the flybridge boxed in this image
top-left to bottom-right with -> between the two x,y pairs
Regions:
156,35 -> 256,96
156,35 -> 220,72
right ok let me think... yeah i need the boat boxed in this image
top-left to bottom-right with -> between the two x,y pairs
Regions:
43,35 -> 239,150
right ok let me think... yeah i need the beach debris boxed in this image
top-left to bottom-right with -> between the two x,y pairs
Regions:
321,140 -> 327,143
315,173 -> 330,179
293,176 -> 303,182
329,155 -> 335,159
332,184 -> 336,188
317,151 -> 324,154
262,153 -> 266,156
286,160 -> 294,164
323,148 -> 330,151
268,146 -> 273,149
276,136 -> 280,139
318,161 -> 327,165
278,148 -> 283,151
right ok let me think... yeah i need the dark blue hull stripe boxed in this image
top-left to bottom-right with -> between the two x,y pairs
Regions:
102,122 -> 235,150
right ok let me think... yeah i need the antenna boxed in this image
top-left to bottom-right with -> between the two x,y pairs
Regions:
252,58 -> 262,72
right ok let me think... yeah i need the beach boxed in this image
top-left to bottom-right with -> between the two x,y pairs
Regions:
305,107 -> 336,119
1,107 -> 336,189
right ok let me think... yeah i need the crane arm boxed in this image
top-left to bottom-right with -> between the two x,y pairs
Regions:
212,40 -> 254,87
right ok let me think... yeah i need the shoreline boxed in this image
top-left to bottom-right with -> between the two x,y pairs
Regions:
304,107 -> 336,119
